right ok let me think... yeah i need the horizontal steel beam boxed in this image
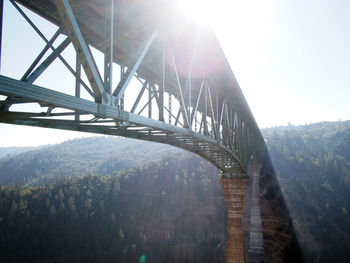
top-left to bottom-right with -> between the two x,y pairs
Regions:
0,75 -> 246,174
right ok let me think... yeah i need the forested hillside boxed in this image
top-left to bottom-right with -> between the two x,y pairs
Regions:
0,151 -> 225,262
0,146 -> 45,159
0,136 -> 300,262
263,120 -> 350,263
0,137 -> 177,185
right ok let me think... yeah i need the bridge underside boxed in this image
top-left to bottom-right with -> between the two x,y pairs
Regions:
0,75 -> 244,174
0,0 -> 265,175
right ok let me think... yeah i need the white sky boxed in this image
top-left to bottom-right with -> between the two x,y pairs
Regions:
211,0 -> 350,128
1,0 -> 350,146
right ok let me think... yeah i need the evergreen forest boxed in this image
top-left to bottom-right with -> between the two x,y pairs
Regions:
0,140 -> 225,262
263,120 -> 350,262
0,120 -> 349,262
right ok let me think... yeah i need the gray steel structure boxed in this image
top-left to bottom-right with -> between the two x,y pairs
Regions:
0,0 -> 266,176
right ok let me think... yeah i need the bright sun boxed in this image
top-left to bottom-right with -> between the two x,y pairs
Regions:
176,0 -> 216,25
176,0 -> 274,32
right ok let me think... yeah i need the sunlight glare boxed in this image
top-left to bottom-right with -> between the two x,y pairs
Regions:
176,0 -> 216,25
176,0 -> 274,31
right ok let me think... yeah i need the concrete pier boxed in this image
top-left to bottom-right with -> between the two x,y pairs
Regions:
220,177 -> 250,263
248,163 -> 265,257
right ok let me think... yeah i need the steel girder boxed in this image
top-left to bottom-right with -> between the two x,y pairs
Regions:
0,0 -> 266,175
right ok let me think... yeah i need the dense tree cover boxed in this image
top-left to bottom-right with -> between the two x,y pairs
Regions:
0,151 -> 225,262
0,137 -> 177,186
0,135 -> 303,262
262,120 -> 350,263
0,146 -> 44,159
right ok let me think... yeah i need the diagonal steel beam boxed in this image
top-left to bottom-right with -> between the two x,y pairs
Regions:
151,83 -> 161,110
174,107 -> 182,127
21,27 -> 62,81
199,113 -> 204,134
190,79 -> 204,127
170,46 -> 190,127
207,86 -> 217,139
203,84 -> 208,136
10,0 -> 94,99
225,105 -> 232,148
218,99 -> 226,142
55,0 -> 106,104
138,93 -> 155,115
131,80 -> 148,113
233,113 -> 238,152
25,37 -> 71,84
164,105 -> 184,127
113,31 -> 157,101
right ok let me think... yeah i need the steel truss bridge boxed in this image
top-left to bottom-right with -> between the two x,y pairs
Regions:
0,0 -> 266,175
0,0 -> 269,262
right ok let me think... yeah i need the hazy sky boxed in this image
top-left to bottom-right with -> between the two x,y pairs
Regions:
211,0 -> 350,127
1,0 -> 349,146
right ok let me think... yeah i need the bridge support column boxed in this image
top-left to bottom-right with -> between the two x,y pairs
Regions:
220,175 -> 250,263
248,162 -> 265,262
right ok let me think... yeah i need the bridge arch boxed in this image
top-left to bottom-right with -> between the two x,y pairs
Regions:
0,0 -> 265,175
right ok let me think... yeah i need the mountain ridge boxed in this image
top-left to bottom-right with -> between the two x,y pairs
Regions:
0,136 -> 178,186
263,119 -> 350,262
3,120 -> 347,262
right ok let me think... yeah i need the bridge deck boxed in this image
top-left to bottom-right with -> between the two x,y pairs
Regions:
14,0 -> 255,126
